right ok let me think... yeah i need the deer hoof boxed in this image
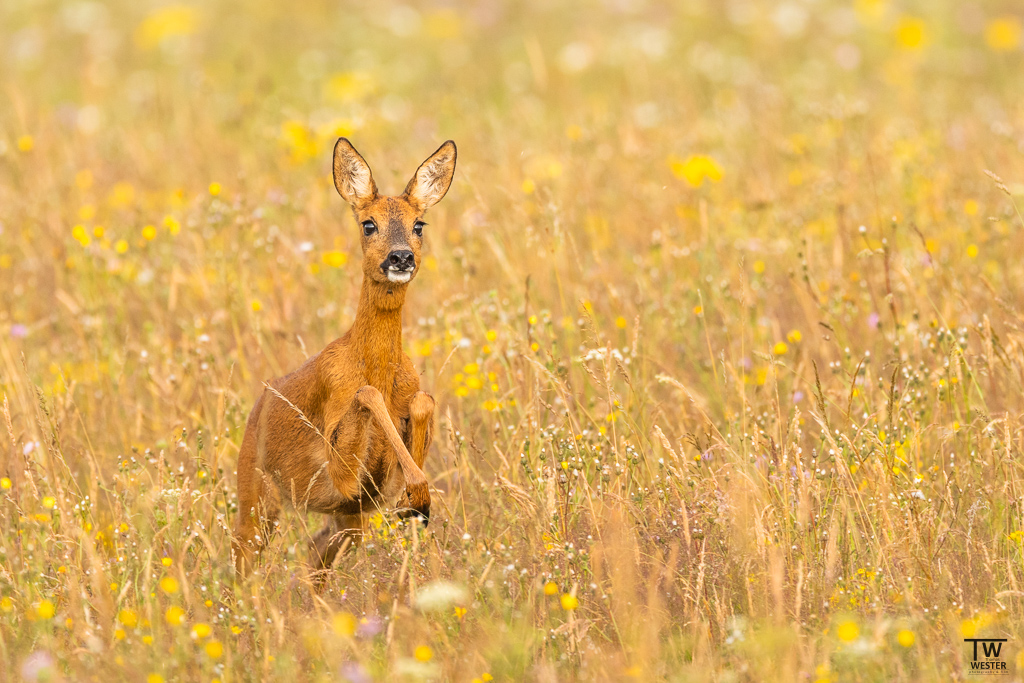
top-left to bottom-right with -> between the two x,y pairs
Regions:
398,507 -> 429,526
397,480 -> 430,525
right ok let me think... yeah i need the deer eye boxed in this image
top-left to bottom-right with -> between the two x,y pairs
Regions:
413,221 -> 425,237
362,220 -> 377,236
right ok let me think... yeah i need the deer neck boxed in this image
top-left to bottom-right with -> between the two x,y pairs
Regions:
350,278 -> 407,387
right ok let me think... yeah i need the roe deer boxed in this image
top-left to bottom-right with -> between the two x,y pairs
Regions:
232,138 -> 456,577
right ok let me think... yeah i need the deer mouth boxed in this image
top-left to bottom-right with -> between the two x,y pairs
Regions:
385,269 -> 413,284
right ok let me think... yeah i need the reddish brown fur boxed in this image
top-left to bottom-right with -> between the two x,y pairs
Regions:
232,138 -> 456,577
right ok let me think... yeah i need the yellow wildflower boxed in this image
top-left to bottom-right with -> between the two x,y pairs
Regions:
163,216 -> 180,235
165,605 -> 186,626
322,251 -> 348,268
205,640 -> 224,659
72,225 -> 91,247
668,154 -> 724,188
36,599 -> 56,620
332,612 -> 357,637
136,6 -> 199,50
836,620 -> 859,642
895,17 -> 928,50
986,17 -> 1022,51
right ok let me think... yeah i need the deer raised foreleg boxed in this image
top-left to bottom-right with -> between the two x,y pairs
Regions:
354,385 -> 431,523
310,386 -> 427,577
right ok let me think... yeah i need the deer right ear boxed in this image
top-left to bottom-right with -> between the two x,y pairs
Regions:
333,138 -> 377,207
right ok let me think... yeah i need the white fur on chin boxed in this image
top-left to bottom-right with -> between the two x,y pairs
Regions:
386,271 -> 413,284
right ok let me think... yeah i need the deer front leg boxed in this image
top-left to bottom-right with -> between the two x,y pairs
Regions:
322,392 -> 374,502
405,391 -> 435,469
354,385 -> 430,523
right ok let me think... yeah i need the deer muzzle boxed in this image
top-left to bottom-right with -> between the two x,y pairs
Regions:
382,249 -> 415,283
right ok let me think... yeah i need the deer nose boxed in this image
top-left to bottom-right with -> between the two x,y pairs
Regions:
387,250 -> 415,271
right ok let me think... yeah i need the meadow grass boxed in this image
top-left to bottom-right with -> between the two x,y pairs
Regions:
1,0 -> 1024,680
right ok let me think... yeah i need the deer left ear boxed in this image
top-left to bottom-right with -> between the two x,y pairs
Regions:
403,140 -> 457,211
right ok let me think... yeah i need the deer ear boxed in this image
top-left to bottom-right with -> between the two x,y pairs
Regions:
333,138 -> 377,207
403,140 -> 457,210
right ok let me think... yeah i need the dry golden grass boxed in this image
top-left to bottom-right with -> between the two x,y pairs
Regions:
2,1 -> 1024,681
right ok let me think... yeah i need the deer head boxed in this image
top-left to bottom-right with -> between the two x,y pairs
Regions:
332,138 -> 457,290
